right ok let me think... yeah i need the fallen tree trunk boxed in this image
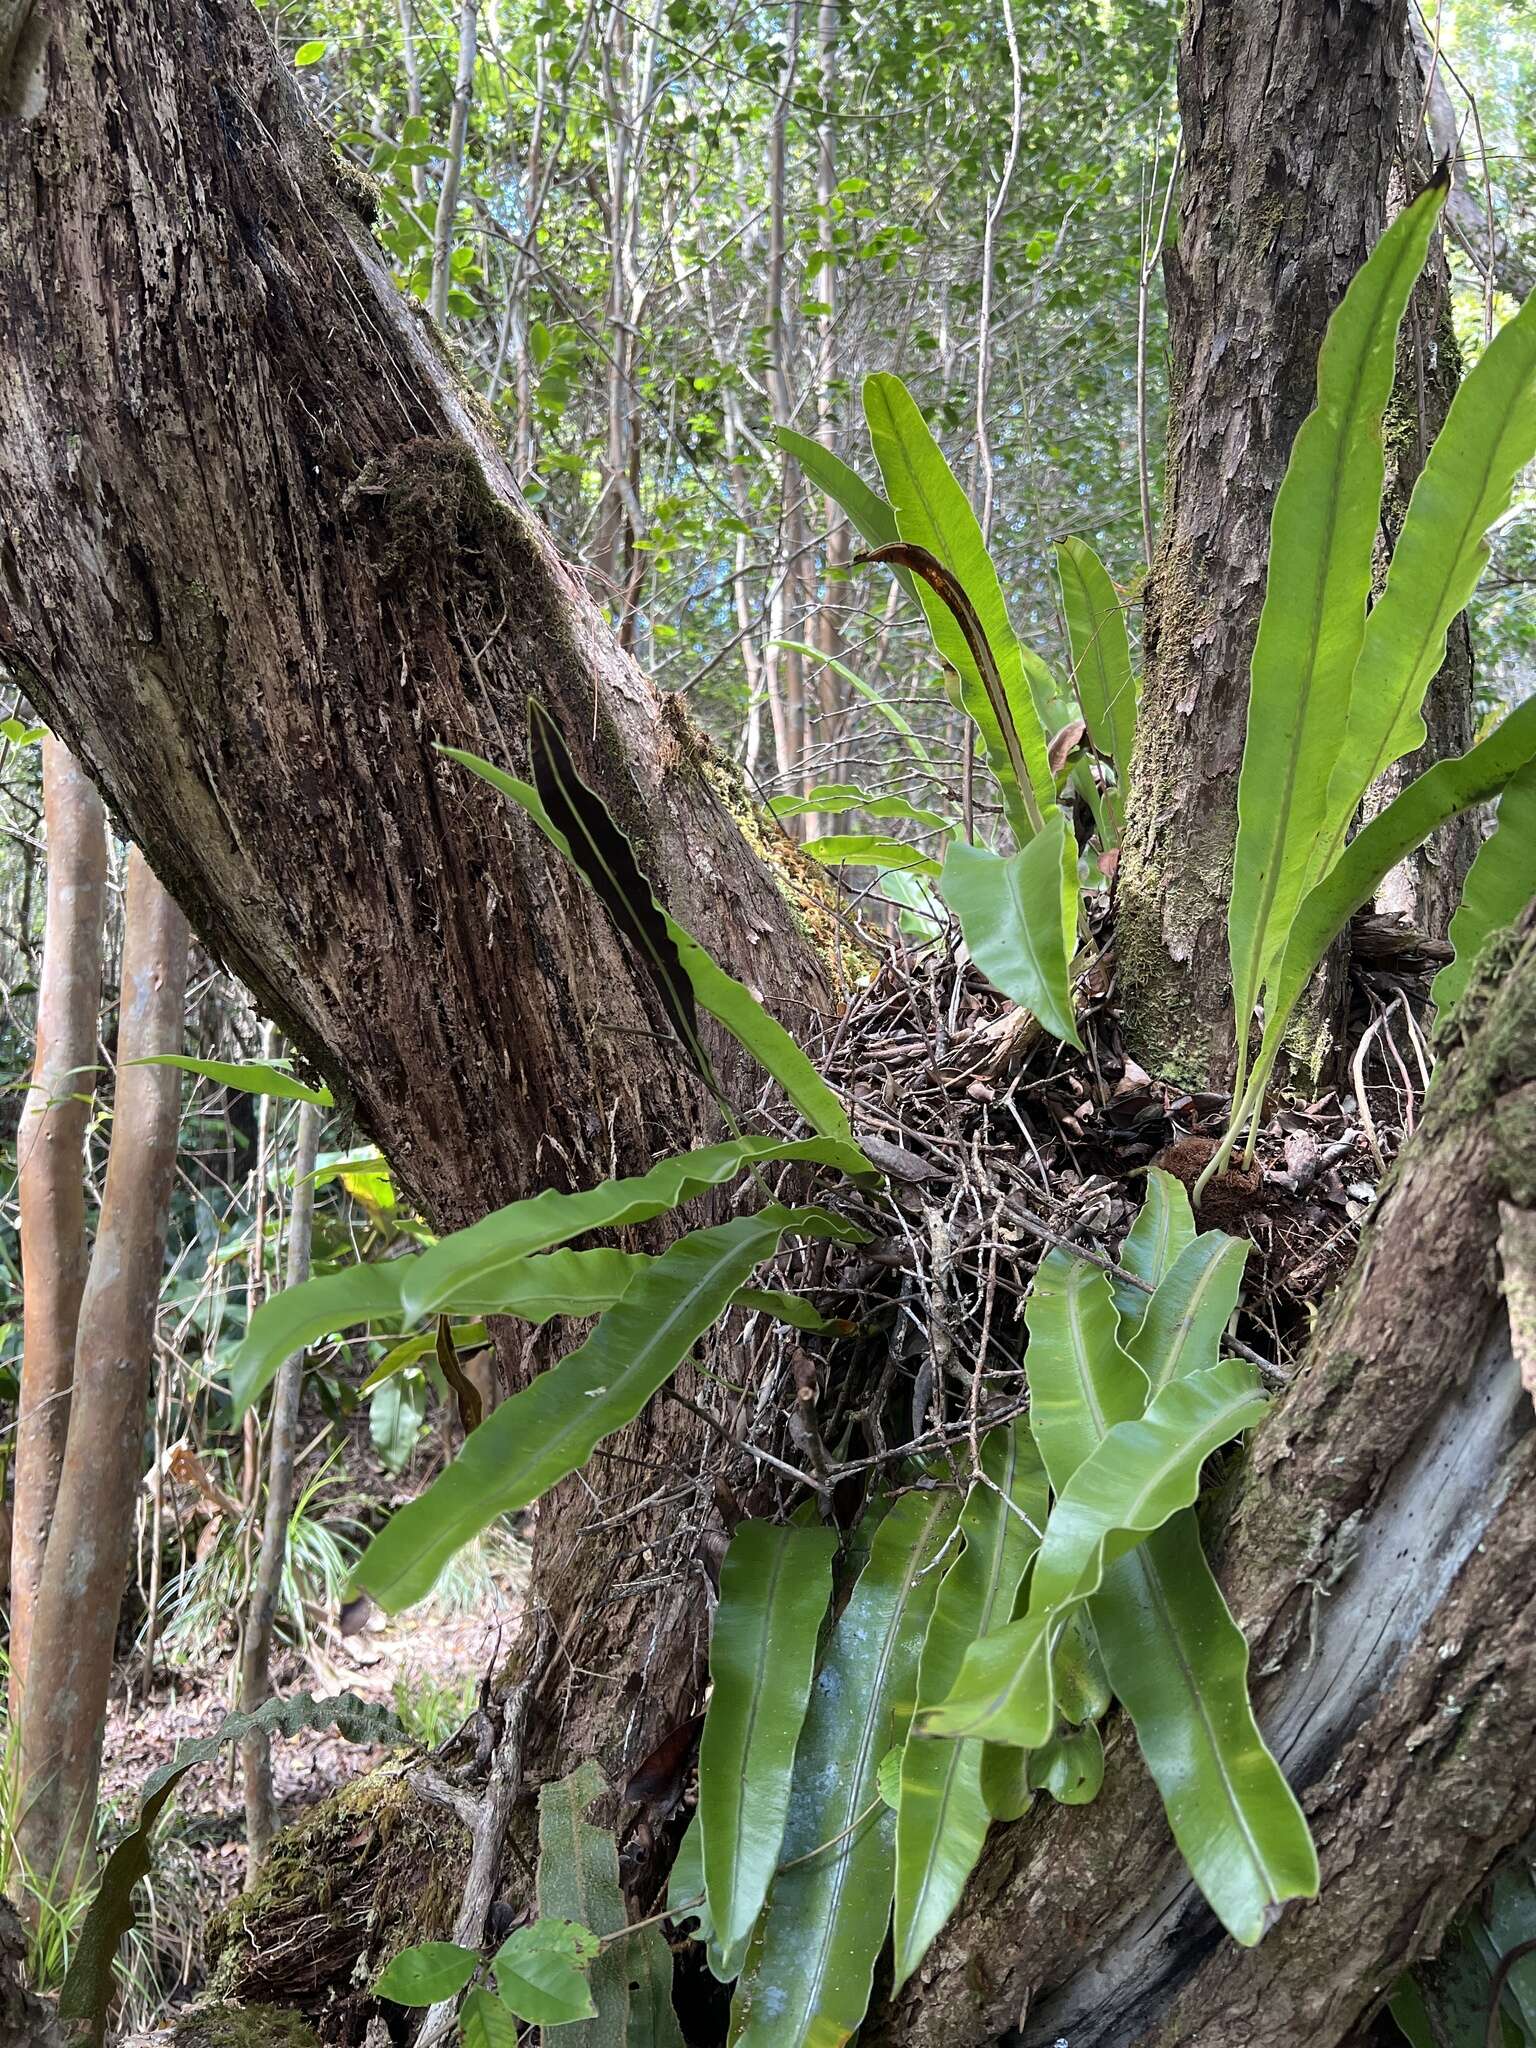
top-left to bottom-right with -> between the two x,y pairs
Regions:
867,914 -> 1536,2048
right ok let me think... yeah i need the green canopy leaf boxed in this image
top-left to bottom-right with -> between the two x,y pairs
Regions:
802,833 -> 943,878
374,1942 -> 479,2005
492,1919 -> 602,2026
769,785 -> 952,831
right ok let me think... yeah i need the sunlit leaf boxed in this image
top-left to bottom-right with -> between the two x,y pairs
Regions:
1127,1232 -> 1249,1395
138,1055 -> 332,1105
1228,178 -> 1447,1050
802,833 -> 942,877
769,785 -> 951,831
861,373 -> 1055,836
1322,284 -> 1536,887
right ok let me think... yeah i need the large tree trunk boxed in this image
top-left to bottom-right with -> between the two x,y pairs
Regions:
17,850 -> 189,1891
2,0 -> 1529,2037
1116,0 -> 1449,1084
0,0 -> 831,1794
9,738 -> 108,1713
868,910 -> 1536,2048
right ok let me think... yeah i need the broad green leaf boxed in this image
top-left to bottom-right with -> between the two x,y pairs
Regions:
374,1941 -> 479,2005
1028,1724 -> 1104,1805
875,1747 -> 904,1809
978,1743 -> 1031,1822
940,817 -> 1082,1050
0,718 -> 46,745
862,373 -> 1055,834
443,747 -> 858,1144
537,1763 -> 683,2048
399,1134 -> 869,1324
892,1425 -> 1048,1989
1020,1251 -> 1145,1487
460,1989 -> 521,2048
769,786 -> 952,832
231,1261 -> 408,1418
361,1321 -> 488,1393
699,1522 -> 838,1958
356,1207 -> 862,1609
1228,180 -> 1447,1046
1259,691 -> 1536,1073
729,1487 -> 960,2048
1055,538 -> 1137,824
1113,1168 -> 1196,1329
426,1247 -> 651,1321
731,1287 -> 839,1333
1322,286 -> 1536,880
1432,756 -> 1536,1015
294,37 -> 326,63
802,833 -> 942,878
1386,1976 -> 1437,2048
1051,1610 -> 1112,1726
493,1920 -> 601,2026
1128,1232 -> 1249,1396
138,1055 -> 332,1105
920,1362 -> 1265,1745
1092,1512 -> 1319,1944
61,1692 -> 403,2043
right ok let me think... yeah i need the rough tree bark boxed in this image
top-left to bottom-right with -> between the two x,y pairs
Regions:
17,850 -> 189,1891
1117,0 -> 1471,1084
9,737 -> 108,1714
0,0 -> 831,1804
1,0 -> 1528,2037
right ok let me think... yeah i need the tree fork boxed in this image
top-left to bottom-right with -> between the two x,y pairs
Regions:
867,913 -> 1536,2048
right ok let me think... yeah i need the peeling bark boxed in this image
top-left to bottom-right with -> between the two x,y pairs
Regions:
867,915 -> 1536,2048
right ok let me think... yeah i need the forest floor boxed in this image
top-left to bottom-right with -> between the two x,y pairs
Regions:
99,1424 -> 530,2035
